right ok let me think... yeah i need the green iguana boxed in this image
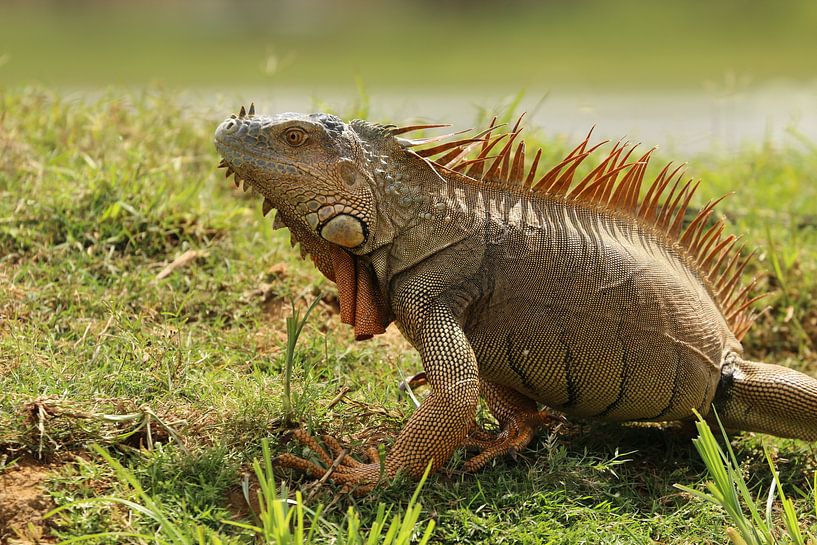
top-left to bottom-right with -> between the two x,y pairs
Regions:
214,105 -> 817,493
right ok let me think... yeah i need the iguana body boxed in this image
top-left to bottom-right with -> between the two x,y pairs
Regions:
214,107 -> 817,492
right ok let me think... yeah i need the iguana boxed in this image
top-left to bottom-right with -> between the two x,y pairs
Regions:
214,105 -> 817,493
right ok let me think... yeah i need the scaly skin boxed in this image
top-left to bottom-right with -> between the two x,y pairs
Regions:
213,106 -> 817,492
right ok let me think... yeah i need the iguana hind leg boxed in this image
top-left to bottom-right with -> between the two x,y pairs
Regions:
713,354 -> 817,441
462,381 -> 560,472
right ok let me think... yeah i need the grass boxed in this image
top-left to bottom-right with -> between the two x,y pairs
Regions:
0,86 -> 816,543
43,441 -> 435,544
676,411 -> 815,545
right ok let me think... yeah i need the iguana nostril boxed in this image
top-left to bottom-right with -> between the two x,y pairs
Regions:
215,118 -> 240,139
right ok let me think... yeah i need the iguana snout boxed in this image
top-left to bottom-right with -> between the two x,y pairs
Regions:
214,106 -> 375,251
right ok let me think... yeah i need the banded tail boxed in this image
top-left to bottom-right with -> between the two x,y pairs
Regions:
714,354 -> 817,441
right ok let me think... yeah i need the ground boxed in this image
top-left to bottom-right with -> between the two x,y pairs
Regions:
0,457 -> 57,543
0,87 -> 816,543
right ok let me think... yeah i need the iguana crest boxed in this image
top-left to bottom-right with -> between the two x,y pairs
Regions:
390,115 -> 763,339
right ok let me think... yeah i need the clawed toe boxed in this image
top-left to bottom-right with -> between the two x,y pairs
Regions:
462,410 -> 562,472
275,428 -> 385,493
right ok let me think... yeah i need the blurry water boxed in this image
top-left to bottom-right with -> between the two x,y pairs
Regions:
189,83 -> 817,156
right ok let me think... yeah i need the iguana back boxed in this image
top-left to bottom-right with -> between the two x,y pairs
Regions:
213,108 -> 817,492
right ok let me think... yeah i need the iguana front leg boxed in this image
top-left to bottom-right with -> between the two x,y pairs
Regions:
402,374 -> 560,470
278,300 -> 480,490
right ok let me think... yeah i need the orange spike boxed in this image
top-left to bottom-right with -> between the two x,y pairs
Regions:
684,209 -> 714,253
466,133 -> 508,178
535,153 -> 582,191
405,126 -> 475,147
734,321 -> 755,341
390,123 -> 451,136
539,132 -> 595,188
572,126 -> 595,157
616,143 -> 639,170
669,180 -> 701,237
718,248 -> 755,296
575,161 -> 634,204
608,163 -> 638,208
418,122 -> 506,151
622,163 -> 645,209
439,140 -> 485,168
523,148 -> 543,189
701,234 -> 736,271
625,149 -> 655,210
484,131 -> 521,182
643,163 -> 686,223
601,144 -> 639,205
459,123 -> 510,146
687,211 -> 715,255
456,155 -> 496,174
415,138 -> 482,158
509,141 -> 526,186
547,151 -> 594,196
479,117 -> 499,151
710,238 -> 741,282
436,142 -> 475,166
655,176 -> 684,230
723,277 -> 758,315
500,139 -> 514,182
693,220 -> 724,261
511,113 -> 526,134
727,294 -> 767,322
570,141 -> 623,200
637,162 -> 671,219
626,161 -> 649,211
610,148 -> 653,210
550,140 -> 608,196
680,194 -> 729,247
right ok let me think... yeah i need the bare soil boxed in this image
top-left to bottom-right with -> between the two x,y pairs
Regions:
0,457 -> 56,544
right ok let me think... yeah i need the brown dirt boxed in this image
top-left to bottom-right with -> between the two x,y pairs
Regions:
0,457 -> 57,544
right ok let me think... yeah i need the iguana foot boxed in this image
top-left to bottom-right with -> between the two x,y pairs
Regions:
462,410 -> 561,472
276,429 -> 386,494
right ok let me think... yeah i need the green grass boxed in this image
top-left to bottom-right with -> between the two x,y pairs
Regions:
1,86 -> 816,543
677,411 -> 816,545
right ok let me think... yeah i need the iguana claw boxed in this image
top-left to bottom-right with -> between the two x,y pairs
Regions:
462,411 -> 563,472
276,429 -> 385,494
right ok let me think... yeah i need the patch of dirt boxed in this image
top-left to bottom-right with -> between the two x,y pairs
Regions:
226,476 -> 261,521
0,457 -> 57,544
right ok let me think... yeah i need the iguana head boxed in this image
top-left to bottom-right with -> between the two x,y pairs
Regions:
214,106 -> 400,339
214,108 -> 380,252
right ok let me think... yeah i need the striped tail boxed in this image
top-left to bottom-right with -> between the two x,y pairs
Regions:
713,355 -> 817,441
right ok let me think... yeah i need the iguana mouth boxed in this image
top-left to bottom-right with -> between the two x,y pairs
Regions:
216,159 -> 369,249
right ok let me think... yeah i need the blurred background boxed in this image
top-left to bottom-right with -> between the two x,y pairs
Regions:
3,0 -> 817,153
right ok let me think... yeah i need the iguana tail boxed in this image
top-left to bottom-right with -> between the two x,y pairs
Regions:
713,354 -> 817,441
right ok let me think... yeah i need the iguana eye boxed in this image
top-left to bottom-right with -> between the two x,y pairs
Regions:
283,127 -> 308,147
